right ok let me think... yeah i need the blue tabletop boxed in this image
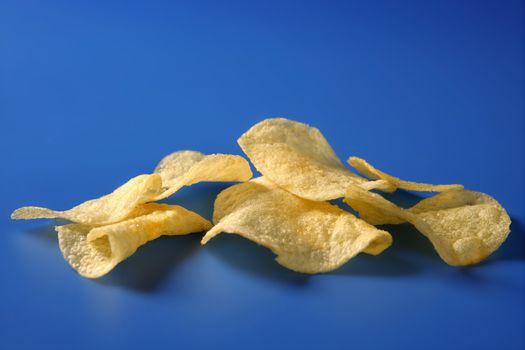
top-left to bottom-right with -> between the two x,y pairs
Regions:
1,1 -> 524,349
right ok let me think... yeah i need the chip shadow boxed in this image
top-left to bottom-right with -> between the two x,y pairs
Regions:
333,224 -> 427,276
205,225 -> 425,280
27,224 -> 58,243
492,217 -> 525,262
96,233 -> 202,292
95,182 -> 233,292
204,234 -> 311,286
26,223 -> 203,293
160,182 -> 234,221
331,190 -> 430,275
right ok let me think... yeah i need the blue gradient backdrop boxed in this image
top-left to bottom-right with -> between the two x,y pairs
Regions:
1,1 -> 524,349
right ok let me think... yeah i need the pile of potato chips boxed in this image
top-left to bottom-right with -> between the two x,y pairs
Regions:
12,118 -> 511,278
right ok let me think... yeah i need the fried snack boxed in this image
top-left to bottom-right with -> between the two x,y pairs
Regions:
57,203 -> 211,278
11,174 -> 163,225
153,150 -> 252,200
11,151 -> 252,225
202,177 -> 392,273
237,118 -> 394,201
348,156 -> 463,192
343,189 -> 406,226
344,186 -> 511,265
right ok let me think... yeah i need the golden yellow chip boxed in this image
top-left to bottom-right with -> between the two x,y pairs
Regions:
348,156 -> 463,192
11,174 -> 163,225
57,203 -> 211,278
345,186 -> 511,265
408,190 -> 511,265
202,177 -> 392,273
11,150 -> 252,225
153,150 -> 253,200
237,118 -> 395,201
344,186 -> 406,225
11,115 -> 513,275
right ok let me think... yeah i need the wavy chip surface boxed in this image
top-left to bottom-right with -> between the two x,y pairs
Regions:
153,150 -> 253,200
202,177 -> 392,273
348,156 -> 463,192
57,203 -> 211,278
11,150 -> 252,225
237,118 -> 393,201
11,174 -> 163,225
344,186 -> 511,265
10,120 -> 514,275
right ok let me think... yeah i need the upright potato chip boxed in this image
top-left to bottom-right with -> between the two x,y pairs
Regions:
57,203 -> 211,278
11,174 -> 163,225
348,156 -> 463,192
237,118 -> 394,201
153,150 -> 253,200
202,177 -> 392,273
344,186 -> 511,265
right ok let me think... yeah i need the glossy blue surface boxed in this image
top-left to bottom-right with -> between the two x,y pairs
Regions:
1,1 -> 524,349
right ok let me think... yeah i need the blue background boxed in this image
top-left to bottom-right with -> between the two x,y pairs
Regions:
1,1 -> 524,349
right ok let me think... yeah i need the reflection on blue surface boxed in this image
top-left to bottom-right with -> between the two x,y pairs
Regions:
1,0 -> 524,349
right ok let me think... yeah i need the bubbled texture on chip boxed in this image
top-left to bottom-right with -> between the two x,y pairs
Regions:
237,118 -> 370,201
10,119 -> 514,275
11,150 -> 252,225
57,203 -> 211,278
153,150 -> 253,200
202,177 -> 392,273
12,174 -> 163,225
348,156 -> 463,192
345,186 -> 511,266
344,186 -> 407,226
408,190 -> 511,265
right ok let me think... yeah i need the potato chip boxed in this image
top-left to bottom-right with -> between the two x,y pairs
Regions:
345,186 -> 511,265
11,174 -> 163,225
11,150 -> 252,225
348,156 -> 463,192
202,177 -> 392,273
153,150 -> 253,200
408,190 -> 511,265
57,203 -> 211,278
237,118 -> 395,201
344,186 -> 406,226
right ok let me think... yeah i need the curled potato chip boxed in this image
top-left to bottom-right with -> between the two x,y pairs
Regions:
344,186 -> 511,265
408,190 -> 511,265
348,156 -> 463,192
57,203 -> 211,278
202,177 -> 392,273
11,174 -> 163,225
237,118 -> 394,201
153,150 -> 253,200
